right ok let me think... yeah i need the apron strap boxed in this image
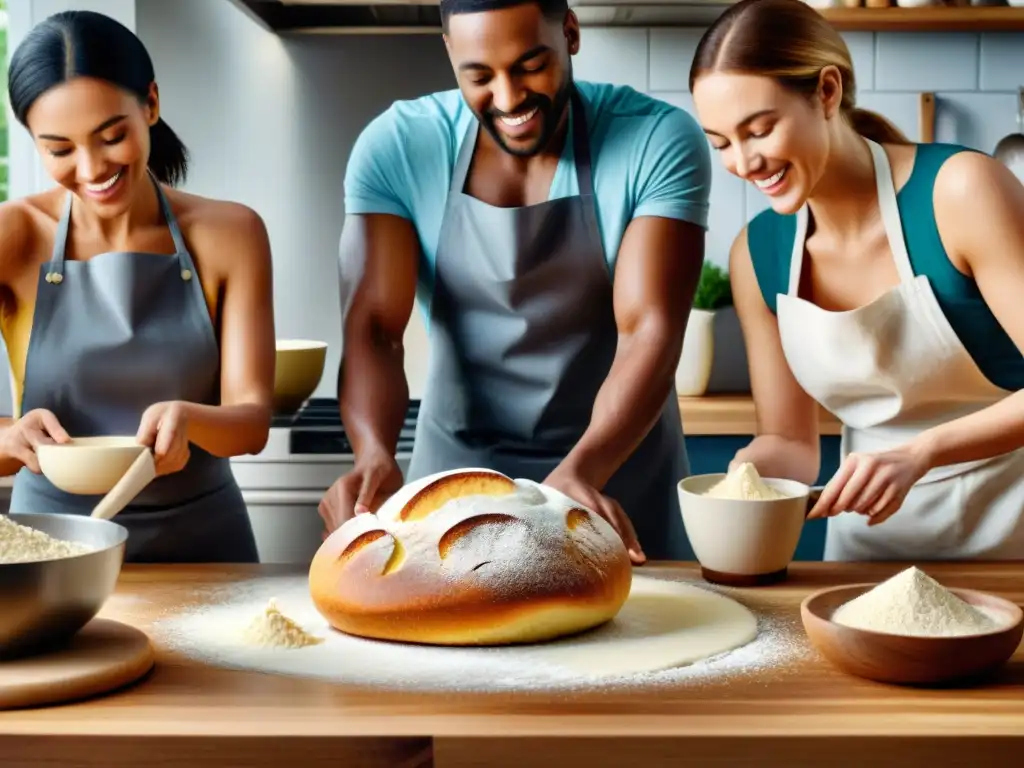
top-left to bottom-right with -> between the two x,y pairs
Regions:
45,193 -> 74,282
151,173 -> 189,256
866,139 -> 917,285
47,174 -> 199,282
786,205 -> 809,297
150,174 -> 200,278
451,112 -> 479,196
786,138 -> 916,297
569,88 -> 595,198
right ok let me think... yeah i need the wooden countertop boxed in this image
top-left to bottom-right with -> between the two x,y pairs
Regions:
2,562 -> 1023,767
679,394 -> 842,437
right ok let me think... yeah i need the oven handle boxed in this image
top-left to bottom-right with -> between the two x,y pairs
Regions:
240,489 -> 334,505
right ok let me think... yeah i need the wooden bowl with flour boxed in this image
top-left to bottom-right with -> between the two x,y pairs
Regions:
801,575 -> 1024,686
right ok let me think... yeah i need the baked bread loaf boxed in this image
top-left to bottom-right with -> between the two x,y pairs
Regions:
308,467 -> 633,646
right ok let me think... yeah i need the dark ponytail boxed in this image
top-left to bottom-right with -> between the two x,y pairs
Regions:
8,10 -> 189,186
146,118 -> 189,187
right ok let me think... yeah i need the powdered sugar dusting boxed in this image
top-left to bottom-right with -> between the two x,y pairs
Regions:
321,472 -> 632,617
151,571 -> 812,692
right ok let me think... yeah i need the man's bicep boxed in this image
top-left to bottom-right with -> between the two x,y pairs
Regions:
339,214 -> 419,342
612,216 -> 705,337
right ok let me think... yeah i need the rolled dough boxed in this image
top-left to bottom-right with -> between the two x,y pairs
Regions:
154,574 -> 760,687
521,575 -> 759,676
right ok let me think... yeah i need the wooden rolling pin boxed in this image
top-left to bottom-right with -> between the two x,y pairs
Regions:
919,92 -> 936,143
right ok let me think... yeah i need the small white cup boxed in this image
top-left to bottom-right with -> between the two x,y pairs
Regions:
677,473 -> 811,587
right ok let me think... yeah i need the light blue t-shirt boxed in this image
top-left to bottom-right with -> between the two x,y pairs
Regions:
344,81 -> 712,315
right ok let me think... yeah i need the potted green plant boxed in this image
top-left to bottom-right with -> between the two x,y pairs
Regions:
676,262 -> 733,396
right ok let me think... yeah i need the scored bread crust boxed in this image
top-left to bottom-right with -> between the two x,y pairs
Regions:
308,467 -> 634,646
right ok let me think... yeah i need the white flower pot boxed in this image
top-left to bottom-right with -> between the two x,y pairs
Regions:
676,308 -> 716,397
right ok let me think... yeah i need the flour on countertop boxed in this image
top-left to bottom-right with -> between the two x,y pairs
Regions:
831,566 -> 1003,637
704,463 -> 789,501
151,573 -> 811,692
0,514 -> 94,564
242,598 -> 323,649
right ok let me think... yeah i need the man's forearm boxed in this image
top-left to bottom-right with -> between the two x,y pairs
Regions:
338,333 -> 409,459
562,320 -> 682,490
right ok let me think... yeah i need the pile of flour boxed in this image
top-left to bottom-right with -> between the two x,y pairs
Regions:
832,566 -> 1004,637
0,515 -> 94,564
243,598 -> 324,649
704,463 -> 789,501
151,573 -> 811,693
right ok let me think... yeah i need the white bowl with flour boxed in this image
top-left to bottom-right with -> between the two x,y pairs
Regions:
678,464 -> 810,587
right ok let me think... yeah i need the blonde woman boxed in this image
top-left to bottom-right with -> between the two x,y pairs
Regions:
689,0 -> 1024,560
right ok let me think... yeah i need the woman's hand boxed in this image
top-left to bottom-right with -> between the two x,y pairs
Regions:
807,443 -> 931,525
137,401 -> 192,476
0,408 -> 70,472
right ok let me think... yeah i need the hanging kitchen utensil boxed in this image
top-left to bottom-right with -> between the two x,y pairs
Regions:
993,87 -> 1024,180
918,92 -> 935,143
90,448 -> 156,521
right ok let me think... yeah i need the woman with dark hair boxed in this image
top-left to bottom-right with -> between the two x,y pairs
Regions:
0,10 -> 275,562
689,0 -> 1024,561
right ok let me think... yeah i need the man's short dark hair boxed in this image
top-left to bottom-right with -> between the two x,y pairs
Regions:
440,0 -> 569,31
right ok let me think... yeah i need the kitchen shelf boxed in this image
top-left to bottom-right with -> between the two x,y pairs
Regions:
677,394 -> 842,436
819,6 -> 1024,31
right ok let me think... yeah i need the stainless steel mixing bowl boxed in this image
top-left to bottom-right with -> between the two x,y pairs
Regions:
0,512 -> 128,658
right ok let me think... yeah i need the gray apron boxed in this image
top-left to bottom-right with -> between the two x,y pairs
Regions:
8,178 -> 259,564
407,89 -> 691,561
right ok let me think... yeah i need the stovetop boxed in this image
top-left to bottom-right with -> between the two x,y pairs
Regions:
272,398 -> 419,455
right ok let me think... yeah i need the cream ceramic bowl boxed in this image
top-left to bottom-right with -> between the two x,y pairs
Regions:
678,473 -> 811,587
274,339 -> 328,414
37,436 -> 147,496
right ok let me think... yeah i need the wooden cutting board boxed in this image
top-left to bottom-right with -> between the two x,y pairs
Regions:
0,618 -> 155,709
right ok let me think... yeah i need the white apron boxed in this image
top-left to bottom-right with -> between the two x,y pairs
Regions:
776,139 -> 1024,561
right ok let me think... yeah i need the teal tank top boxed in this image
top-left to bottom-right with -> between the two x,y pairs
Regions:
747,142 -> 1024,392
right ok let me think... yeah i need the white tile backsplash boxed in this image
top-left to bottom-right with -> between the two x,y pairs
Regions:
843,32 -> 876,92
979,33 -> 1024,92
935,92 -> 1022,155
573,28 -> 649,91
874,33 -> 979,92
648,29 -> 704,92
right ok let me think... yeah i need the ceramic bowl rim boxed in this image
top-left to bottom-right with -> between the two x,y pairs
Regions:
36,436 -> 144,452
0,512 -> 129,566
276,339 -> 328,351
677,472 -> 812,503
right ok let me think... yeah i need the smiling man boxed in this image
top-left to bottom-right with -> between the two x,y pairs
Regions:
320,0 -> 712,563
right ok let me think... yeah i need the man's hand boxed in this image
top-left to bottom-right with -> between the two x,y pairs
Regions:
318,447 -> 405,537
544,465 -> 645,565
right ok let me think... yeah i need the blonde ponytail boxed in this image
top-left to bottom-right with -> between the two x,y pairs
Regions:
847,107 -> 911,145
